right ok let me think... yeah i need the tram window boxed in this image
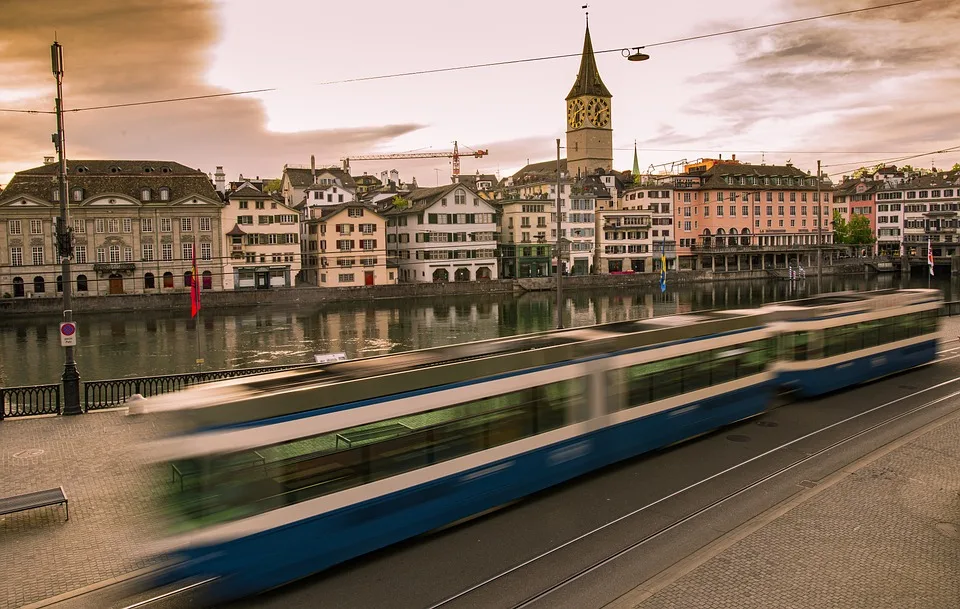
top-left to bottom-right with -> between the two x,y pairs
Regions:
165,378 -> 586,530
921,309 -> 939,334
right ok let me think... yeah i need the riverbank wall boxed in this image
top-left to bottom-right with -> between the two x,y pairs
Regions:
0,265 -> 871,317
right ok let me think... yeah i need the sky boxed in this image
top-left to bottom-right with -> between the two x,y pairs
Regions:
1,0 -> 959,187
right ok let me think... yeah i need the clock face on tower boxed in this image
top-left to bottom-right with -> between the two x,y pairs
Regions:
567,99 -> 585,129
585,97 -> 610,128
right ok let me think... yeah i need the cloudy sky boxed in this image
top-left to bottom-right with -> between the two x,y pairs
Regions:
1,0 -> 958,187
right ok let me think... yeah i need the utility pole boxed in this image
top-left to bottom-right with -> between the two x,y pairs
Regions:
52,40 -> 82,415
555,138 -> 563,329
816,159 -> 822,294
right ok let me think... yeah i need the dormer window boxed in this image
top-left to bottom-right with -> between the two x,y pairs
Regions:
160,166 -> 171,173
141,188 -> 151,202
159,187 -> 170,201
52,189 -> 60,202
144,167 -> 154,173
72,188 -> 83,201
110,166 -> 121,173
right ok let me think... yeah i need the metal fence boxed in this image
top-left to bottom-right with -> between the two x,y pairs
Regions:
0,384 -> 61,420
83,363 -> 314,411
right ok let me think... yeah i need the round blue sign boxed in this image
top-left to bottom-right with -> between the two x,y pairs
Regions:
61,323 -> 76,336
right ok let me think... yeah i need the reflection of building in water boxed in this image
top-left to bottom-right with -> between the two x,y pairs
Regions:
394,301 -> 502,350
314,308 -> 393,357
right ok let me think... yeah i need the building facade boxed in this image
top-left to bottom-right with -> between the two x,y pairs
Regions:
385,183 -> 498,282
620,180 -> 677,270
595,208 -> 651,273
672,162 -> 834,270
222,183 -> 300,289
496,199 -> 553,278
302,202 -> 393,287
0,160 -> 223,298
280,158 -> 356,208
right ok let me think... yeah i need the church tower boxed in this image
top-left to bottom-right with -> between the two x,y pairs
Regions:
565,19 -> 613,179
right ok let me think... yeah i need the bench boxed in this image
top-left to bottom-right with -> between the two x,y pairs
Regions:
171,451 -> 266,491
335,422 -> 412,449
0,487 -> 68,521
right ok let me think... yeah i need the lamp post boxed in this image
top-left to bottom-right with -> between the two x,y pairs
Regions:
555,138 -> 564,329
52,40 -> 82,415
816,159 -> 822,294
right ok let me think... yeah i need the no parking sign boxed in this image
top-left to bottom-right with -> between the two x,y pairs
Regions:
59,321 -> 77,347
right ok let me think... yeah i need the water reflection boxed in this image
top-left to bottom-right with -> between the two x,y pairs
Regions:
0,274 -> 954,387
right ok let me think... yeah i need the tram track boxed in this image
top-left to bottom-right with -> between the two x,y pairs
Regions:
428,367 -> 960,609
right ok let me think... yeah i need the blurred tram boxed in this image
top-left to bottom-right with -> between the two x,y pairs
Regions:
132,289 -> 941,603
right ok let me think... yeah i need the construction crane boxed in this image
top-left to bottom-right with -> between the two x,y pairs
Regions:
341,141 -> 488,177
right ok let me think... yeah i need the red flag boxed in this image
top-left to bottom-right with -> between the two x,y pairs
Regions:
190,245 -> 201,318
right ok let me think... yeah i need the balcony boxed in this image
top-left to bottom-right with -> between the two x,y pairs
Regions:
93,262 -> 135,273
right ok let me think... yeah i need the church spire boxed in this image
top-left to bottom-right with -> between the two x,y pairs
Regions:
632,141 -> 640,182
565,19 -> 612,101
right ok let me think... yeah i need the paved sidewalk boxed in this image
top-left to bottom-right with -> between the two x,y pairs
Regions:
608,410 -> 960,609
0,411 -> 171,609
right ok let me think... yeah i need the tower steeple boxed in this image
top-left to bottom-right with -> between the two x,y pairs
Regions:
566,21 -> 612,101
632,141 -> 640,183
565,17 -> 613,179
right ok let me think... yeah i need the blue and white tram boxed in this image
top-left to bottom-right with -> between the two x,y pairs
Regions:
768,289 -> 941,397
136,310 -> 777,603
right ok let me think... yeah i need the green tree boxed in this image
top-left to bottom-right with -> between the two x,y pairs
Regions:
391,195 -> 410,210
263,178 -> 282,194
952,162 -> 960,171
832,210 -> 849,243
847,214 -> 876,245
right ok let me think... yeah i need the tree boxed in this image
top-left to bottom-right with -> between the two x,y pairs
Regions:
263,178 -> 282,194
952,162 -> 960,172
832,210 -> 849,244
391,194 -> 410,210
847,214 -> 876,245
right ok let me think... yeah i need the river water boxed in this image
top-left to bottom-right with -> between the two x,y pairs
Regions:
1,274 -> 955,387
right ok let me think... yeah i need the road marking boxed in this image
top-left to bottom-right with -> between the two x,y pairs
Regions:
119,577 -> 217,609
428,370 -> 960,609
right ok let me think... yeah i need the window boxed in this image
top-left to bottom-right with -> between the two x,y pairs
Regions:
742,206 -> 749,216
239,201 -> 249,209
180,218 -> 192,232
141,218 -> 153,232
337,239 -> 353,251
159,188 -> 170,201
142,244 -> 154,261
141,188 -> 151,201
766,192 -> 773,202
161,243 -> 173,261
108,218 -> 120,233
790,192 -> 796,202
8,219 -> 22,235
348,208 -> 363,218
109,245 -> 121,263
123,218 -> 133,233
195,216 -> 211,232
184,271 -> 193,287
31,246 -> 43,266
72,188 -> 83,201
202,271 -> 213,290
74,245 -> 86,264
338,273 -> 354,282
144,273 -> 156,289
95,218 -> 105,233
73,219 -> 85,234
10,247 -> 23,266
200,242 -> 212,260
255,201 -> 265,210
29,219 -> 42,234
33,276 -> 45,293
182,243 -> 194,260
361,239 -> 376,250
778,206 -> 785,216
163,272 -> 174,288
123,247 -> 133,262
455,191 -> 465,205
789,206 -> 796,216
166,379 -> 585,531
160,218 -> 172,232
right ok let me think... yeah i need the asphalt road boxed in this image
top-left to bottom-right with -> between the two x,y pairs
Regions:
65,350 -> 960,609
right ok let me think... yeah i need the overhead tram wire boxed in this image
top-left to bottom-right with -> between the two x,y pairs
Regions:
0,0 -> 923,116
822,142 -> 960,177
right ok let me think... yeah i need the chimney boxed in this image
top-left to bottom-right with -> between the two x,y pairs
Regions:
389,169 -> 399,186
214,165 -> 225,193
43,156 -> 55,165
310,155 -> 316,183
731,154 -> 736,162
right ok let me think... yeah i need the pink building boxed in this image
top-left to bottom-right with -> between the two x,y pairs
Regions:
832,177 -> 881,254
673,162 -> 833,271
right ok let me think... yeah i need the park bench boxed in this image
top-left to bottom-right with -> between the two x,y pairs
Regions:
171,451 -> 266,491
0,487 -> 68,521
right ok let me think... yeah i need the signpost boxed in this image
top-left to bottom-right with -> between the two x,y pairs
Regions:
59,321 -> 77,347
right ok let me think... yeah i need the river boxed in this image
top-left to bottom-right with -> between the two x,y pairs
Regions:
1,274 -> 955,387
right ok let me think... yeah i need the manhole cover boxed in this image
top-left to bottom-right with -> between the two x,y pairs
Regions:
756,421 -> 779,427
936,522 -> 959,539
13,449 -> 44,458
726,434 -> 751,443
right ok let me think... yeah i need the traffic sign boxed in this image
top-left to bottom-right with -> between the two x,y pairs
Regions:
59,321 -> 77,347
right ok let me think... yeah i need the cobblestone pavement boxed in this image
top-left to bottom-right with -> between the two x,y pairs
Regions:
619,415 -> 960,609
0,411 -> 171,609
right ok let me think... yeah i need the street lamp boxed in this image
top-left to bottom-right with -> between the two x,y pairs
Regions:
623,47 -> 650,62
51,40 -> 82,415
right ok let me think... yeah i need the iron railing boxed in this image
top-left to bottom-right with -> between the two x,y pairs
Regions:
83,363 -> 315,411
0,384 -> 61,420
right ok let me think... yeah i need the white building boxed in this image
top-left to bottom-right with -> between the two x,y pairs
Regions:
621,180 -> 676,267
385,183 -> 498,282
222,184 -> 301,289
281,157 -> 356,208
595,208 -> 652,273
